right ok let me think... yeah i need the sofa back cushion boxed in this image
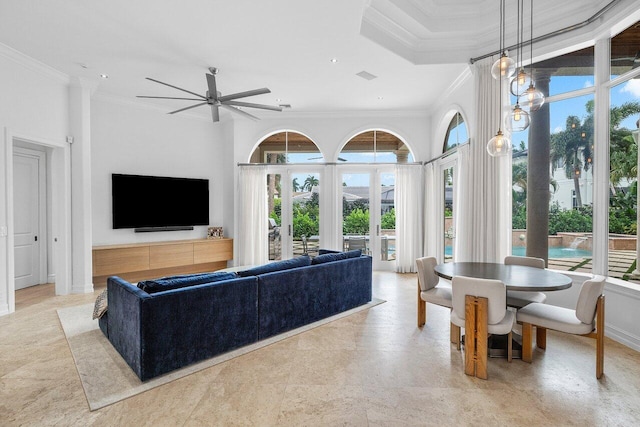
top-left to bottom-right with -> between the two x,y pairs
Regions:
237,255 -> 311,277
137,271 -> 238,294
311,249 -> 362,265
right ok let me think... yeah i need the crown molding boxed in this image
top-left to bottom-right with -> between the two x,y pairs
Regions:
0,42 -> 69,84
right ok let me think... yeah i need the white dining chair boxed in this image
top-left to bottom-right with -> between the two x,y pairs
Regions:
450,276 -> 515,379
516,275 -> 606,379
504,255 -> 547,308
416,257 -> 452,328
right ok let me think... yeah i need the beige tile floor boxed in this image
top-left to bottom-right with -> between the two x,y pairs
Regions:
2,272 -> 640,426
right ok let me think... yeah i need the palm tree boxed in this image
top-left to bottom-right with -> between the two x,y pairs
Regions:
302,175 -> 319,192
550,116 -> 592,207
292,177 -> 300,192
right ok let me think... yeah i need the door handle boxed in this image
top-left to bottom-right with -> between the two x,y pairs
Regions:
35,235 -> 38,242
376,225 -> 380,236
288,225 -> 292,236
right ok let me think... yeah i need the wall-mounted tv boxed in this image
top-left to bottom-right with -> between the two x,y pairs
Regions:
112,174 -> 209,231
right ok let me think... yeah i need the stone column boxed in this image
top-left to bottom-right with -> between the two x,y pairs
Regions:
526,72 -> 551,266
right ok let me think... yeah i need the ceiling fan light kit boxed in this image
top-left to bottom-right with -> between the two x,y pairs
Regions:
137,67 -> 282,122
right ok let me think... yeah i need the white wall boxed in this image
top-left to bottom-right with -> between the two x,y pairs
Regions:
0,44 -> 71,314
90,96 -> 226,245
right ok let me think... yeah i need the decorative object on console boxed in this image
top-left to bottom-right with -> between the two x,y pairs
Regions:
207,226 -> 223,239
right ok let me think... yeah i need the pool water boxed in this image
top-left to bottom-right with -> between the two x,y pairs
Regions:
444,246 -> 592,258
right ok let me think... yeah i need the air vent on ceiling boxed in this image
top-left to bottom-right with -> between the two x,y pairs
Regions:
279,104 -> 292,109
356,71 -> 378,80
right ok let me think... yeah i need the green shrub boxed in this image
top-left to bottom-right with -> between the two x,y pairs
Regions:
381,208 -> 395,229
344,208 -> 369,234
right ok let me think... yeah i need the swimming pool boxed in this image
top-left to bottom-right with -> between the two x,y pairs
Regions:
444,246 -> 592,258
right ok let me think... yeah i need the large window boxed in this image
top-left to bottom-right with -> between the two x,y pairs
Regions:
608,21 -> 640,281
510,48 -> 594,267
510,20 -> 640,284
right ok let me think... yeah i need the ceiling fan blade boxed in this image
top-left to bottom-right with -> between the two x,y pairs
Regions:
206,73 -> 218,100
211,105 -> 220,122
220,104 -> 259,121
218,88 -> 271,102
137,96 -> 205,101
145,77 -> 207,100
223,100 -> 282,112
168,102 -> 208,114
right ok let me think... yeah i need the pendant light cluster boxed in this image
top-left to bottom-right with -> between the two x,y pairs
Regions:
487,0 -> 545,157
487,0 -> 513,157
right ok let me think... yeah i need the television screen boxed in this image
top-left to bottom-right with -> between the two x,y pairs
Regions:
112,174 -> 209,229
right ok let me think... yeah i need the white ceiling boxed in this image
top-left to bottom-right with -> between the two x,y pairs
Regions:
0,0 -> 618,120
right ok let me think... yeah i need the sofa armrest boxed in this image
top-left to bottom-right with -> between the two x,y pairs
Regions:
104,276 -> 151,379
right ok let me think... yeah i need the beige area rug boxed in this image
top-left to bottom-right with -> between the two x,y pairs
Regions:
58,298 -> 385,411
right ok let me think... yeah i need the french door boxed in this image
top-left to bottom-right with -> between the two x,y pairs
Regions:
267,167 -> 322,260
339,167 -> 395,271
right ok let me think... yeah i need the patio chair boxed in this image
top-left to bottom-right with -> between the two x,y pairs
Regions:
516,275 -> 606,379
504,255 -> 547,308
347,236 -> 367,254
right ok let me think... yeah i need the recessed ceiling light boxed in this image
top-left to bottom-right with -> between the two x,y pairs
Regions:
330,58 -> 338,63
100,74 -> 109,79
377,96 -> 384,100
275,98 -> 282,102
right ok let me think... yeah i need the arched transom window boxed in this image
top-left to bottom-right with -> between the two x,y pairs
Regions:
340,130 -> 413,163
250,131 -> 322,163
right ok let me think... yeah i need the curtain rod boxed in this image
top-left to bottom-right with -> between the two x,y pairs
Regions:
423,142 -> 469,166
469,0 -> 621,64
237,162 -> 423,167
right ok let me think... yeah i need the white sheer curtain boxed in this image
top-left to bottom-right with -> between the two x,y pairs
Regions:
454,143 -> 470,261
395,164 -> 422,272
237,165 -> 268,266
456,56 -> 512,262
423,162 -> 439,258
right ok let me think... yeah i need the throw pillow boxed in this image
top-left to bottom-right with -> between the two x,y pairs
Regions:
137,271 -> 238,294
92,289 -> 108,320
311,249 -> 362,265
311,251 -> 348,265
237,255 -> 311,277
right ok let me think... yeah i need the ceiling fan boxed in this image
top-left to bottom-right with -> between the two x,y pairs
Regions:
137,67 -> 282,122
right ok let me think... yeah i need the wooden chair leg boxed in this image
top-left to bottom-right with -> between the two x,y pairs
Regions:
450,317 -> 458,344
451,323 -> 461,350
417,285 -> 426,327
475,298 -> 488,380
464,296 -> 477,377
536,327 -> 547,350
522,322 -> 533,363
507,331 -> 512,363
596,295 -> 605,379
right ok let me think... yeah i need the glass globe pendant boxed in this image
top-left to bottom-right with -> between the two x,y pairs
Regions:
487,130 -> 512,157
508,103 -> 530,132
491,52 -> 516,80
521,83 -> 545,112
510,68 -> 531,96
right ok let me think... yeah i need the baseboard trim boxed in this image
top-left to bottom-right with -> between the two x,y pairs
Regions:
606,324 -> 640,352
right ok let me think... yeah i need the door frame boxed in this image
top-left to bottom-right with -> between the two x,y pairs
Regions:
13,146 -> 47,288
2,128 -> 71,315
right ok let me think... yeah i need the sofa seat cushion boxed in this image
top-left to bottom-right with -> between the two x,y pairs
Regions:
311,250 -> 362,265
237,255 -> 311,277
137,271 -> 238,294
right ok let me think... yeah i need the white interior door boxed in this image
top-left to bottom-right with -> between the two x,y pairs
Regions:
13,149 -> 45,290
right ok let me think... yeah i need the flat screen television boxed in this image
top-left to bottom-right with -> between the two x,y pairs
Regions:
112,174 -> 209,231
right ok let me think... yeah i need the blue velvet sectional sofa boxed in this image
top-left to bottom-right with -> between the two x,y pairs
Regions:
98,251 -> 372,381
